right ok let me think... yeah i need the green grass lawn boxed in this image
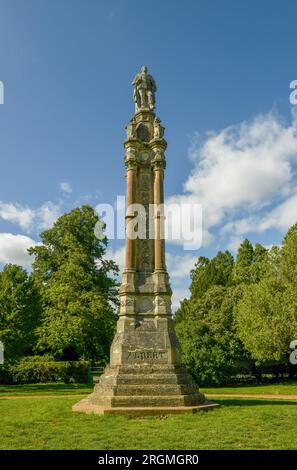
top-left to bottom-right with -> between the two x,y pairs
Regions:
0,383 -> 93,397
1,396 -> 297,450
202,381 -> 297,395
1,381 -> 297,397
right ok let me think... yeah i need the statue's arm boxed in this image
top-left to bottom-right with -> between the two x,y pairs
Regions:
132,73 -> 140,86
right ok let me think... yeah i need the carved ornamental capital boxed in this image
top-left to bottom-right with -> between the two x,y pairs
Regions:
151,149 -> 166,171
125,157 -> 137,171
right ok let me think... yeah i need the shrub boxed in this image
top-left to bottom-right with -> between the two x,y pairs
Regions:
0,365 -> 12,384
0,360 -> 90,384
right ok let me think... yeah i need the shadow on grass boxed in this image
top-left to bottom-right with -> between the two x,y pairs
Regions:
217,398 -> 297,407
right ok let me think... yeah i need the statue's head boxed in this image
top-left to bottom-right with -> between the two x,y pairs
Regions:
141,65 -> 148,74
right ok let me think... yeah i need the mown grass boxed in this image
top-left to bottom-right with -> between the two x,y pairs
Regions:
0,383 -> 93,396
1,396 -> 297,450
1,381 -> 297,397
202,381 -> 297,395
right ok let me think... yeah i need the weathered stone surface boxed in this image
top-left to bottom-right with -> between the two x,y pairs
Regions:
72,399 -> 220,416
73,67 -> 215,416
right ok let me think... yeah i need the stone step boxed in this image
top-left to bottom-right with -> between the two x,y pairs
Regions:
99,373 -> 195,386
73,398 -> 220,416
97,383 -> 198,396
90,393 -> 205,408
103,365 -> 190,375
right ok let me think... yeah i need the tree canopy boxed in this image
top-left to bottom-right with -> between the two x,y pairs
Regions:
28,205 -> 119,362
175,228 -> 297,385
0,264 -> 41,360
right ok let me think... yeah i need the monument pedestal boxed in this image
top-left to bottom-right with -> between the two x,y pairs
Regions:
73,67 -> 219,416
73,286 -> 219,415
73,359 -> 219,415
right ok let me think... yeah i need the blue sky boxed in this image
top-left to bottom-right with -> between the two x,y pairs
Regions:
0,0 -> 297,308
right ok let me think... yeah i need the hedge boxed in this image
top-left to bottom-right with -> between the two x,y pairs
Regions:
0,360 -> 90,384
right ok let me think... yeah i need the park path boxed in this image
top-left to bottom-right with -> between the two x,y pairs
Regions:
1,393 -> 297,400
206,393 -> 297,400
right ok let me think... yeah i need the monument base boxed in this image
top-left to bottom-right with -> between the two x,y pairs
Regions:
72,399 -> 220,416
72,313 -> 220,416
73,363 -> 220,416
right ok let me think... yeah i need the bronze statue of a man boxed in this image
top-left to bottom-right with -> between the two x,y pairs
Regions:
132,65 -> 157,111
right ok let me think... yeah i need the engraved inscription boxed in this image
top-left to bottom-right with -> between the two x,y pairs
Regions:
126,350 -> 167,361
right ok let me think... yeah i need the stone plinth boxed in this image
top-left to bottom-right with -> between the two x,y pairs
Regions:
72,400 -> 219,417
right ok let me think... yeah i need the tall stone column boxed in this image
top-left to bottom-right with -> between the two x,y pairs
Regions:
73,66 -> 218,416
124,160 -> 136,271
153,159 -> 165,272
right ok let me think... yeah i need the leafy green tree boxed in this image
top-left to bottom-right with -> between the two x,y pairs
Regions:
234,228 -> 297,364
233,239 -> 254,284
189,257 -> 210,299
190,251 -> 234,298
176,225 -> 297,383
29,205 -> 119,362
280,223 -> 297,285
251,243 -> 269,282
235,277 -> 297,363
175,286 -> 250,385
0,264 -> 41,360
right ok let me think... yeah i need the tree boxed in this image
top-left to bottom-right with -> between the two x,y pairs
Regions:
175,286 -> 250,385
175,249 -> 250,385
0,264 -> 41,360
251,243 -> 269,282
233,239 -> 254,284
175,225 -> 297,384
234,277 -> 297,363
28,205 -> 119,362
234,227 -> 297,364
190,251 -> 234,298
280,223 -> 297,285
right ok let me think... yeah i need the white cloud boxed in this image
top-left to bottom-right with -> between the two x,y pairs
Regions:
168,110 -> 297,248
0,200 -> 61,233
164,197 -> 204,250
171,287 -> 189,311
221,190 -> 297,246
0,202 -> 35,230
37,202 -> 61,230
258,192 -> 297,232
60,182 -> 72,194
227,236 -> 245,253
0,233 -> 38,267
167,252 -> 197,279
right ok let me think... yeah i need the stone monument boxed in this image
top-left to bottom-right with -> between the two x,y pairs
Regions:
73,66 -> 218,415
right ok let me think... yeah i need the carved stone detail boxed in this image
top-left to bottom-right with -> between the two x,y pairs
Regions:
153,117 -> 165,139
